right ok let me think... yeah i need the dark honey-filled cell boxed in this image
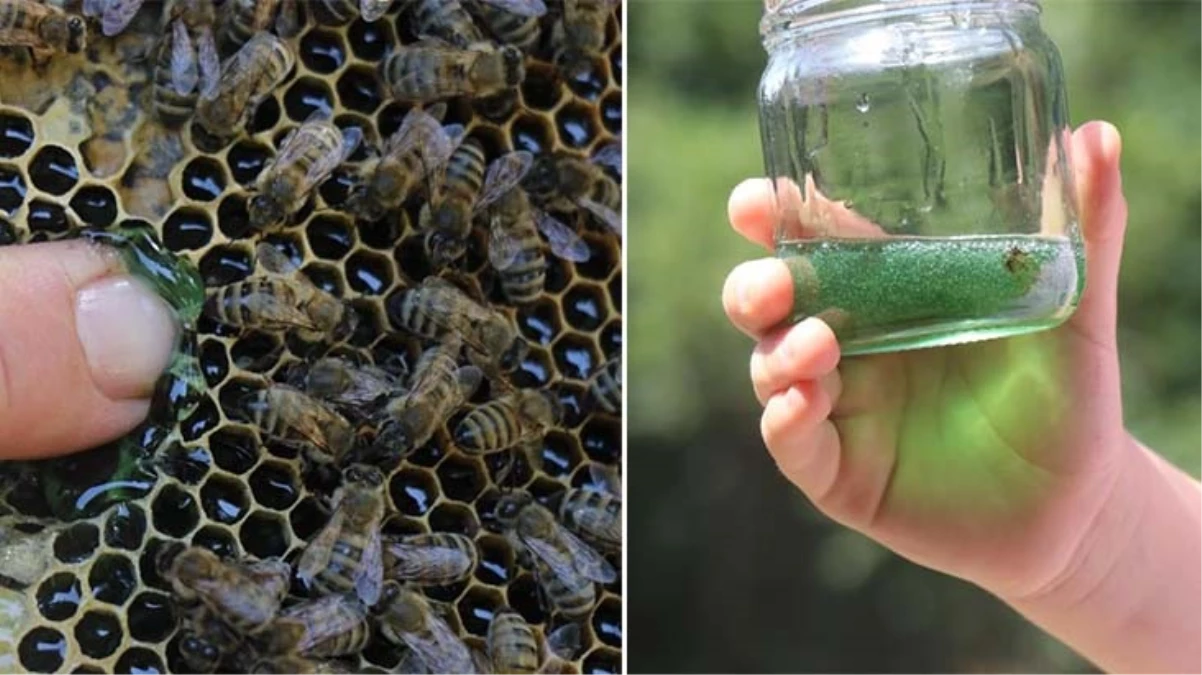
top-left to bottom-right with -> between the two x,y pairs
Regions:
198,244 -> 253,285
114,647 -> 166,674
307,213 -> 355,260
348,16 -> 394,61
583,648 -> 621,674
552,332 -> 599,381
457,586 -> 502,637
337,66 -> 383,114
593,597 -> 621,648
89,553 -> 137,606
580,417 -> 620,465
389,467 -> 438,517
511,113 -> 553,155
301,262 -> 345,295
199,339 -> 229,388
517,297 -> 561,346
151,484 -> 200,538
600,319 -> 620,359
226,141 -> 273,186
71,665 -> 104,674
435,455 -> 486,503
162,207 -> 214,251
483,448 -> 533,490
18,626 -> 67,674
26,196 -> 70,234
556,102 -> 600,149
317,166 -> 356,210
104,502 -> 147,551
216,193 -> 253,239
239,510 -> 290,558
0,113 -> 33,157
207,426 -> 260,475
512,346 -> 553,388
181,157 -> 226,202
601,91 -> 621,135
565,56 -> 608,102
528,476 -> 567,506
180,395 -> 220,441
0,165 -> 26,214
506,573 -> 545,625
393,234 -> 432,282
155,443 -> 211,486
474,534 -> 512,585
249,95 -> 282,135
607,271 -> 621,311
576,235 -> 618,281
543,255 -> 571,295
200,474 -> 250,525
345,249 -> 393,295
127,591 -> 177,643
69,185 -> 117,226
54,522 -> 99,564
36,572 -> 81,621
284,77 -> 336,122
249,460 -> 300,510
374,101 -> 411,140
428,502 -> 478,536
539,431 -> 582,478
563,284 -> 606,332
300,28 -> 347,73
230,331 -> 283,372
191,524 -> 239,559
521,64 -> 564,111
289,496 -> 330,542
75,609 -> 122,658
28,145 -> 78,195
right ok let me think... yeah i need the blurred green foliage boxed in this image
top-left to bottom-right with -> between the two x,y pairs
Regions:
628,1 -> 1201,672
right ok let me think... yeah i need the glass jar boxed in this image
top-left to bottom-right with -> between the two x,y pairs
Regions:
757,0 -> 1084,355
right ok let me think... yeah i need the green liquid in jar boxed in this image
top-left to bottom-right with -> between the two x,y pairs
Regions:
777,234 -> 1085,355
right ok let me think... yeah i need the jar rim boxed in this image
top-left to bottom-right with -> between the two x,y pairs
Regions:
761,0 -> 1042,44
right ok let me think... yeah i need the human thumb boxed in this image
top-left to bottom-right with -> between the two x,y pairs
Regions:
0,240 -> 178,459
1065,121 -> 1127,349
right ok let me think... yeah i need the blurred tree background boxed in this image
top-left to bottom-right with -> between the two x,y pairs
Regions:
626,1 -> 1201,672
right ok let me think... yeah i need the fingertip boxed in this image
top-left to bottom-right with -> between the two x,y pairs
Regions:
722,258 -> 794,339
728,178 -> 776,250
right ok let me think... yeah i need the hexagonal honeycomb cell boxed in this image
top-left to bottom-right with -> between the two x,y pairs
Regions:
0,2 -> 623,672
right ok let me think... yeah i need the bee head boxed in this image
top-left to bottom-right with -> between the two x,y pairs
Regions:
179,634 -> 221,673
492,491 -> 533,529
154,541 -> 188,578
343,463 -> 385,488
500,46 -> 525,86
248,193 -> 285,231
498,334 -> 529,372
521,156 -> 557,200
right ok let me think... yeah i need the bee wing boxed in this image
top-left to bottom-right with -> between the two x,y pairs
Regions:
275,0 -> 301,37
545,623 -> 582,660
255,242 -> 301,275
296,507 -> 345,586
535,210 -> 590,263
338,126 -> 364,164
169,21 -> 198,96
478,0 -> 547,17
420,613 -> 475,674
102,0 -> 144,36
353,529 -> 385,606
476,151 -> 534,213
359,0 -> 392,22
241,291 -> 322,331
197,28 -> 221,100
579,198 -> 622,238
521,527 -> 616,584
591,142 -> 621,174
487,215 -> 523,271
587,463 -> 620,496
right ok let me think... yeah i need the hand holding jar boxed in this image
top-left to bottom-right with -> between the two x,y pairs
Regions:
722,1 -> 1201,673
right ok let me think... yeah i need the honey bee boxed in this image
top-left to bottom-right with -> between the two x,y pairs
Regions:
466,0 -> 547,53
81,0 -> 142,37
585,355 -> 619,414
375,336 -> 481,457
242,383 -> 357,464
0,0 -> 85,60
151,0 -> 219,128
487,608 -> 580,675
494,492 -> 616,620
195,31 -> 295,141
549,0 -> 617,76
420,143 -> 533,269
312,0 -> 391,26
217,0 -> 299,52
252,656 -> 359,674
303,356 -> 402,410
487,186 -> 590,304
249,112 -> 362,231
381,37 -> 525,104
406,0 -> 485,48
157,544 -> 291,633
203,243 -> 356,342
558,463 -> 620,555
454,388 -> 561,457
376,581 -> 478,674
297,464 -> 388,605
346,106 -> 462,221
523,147 -> 621,238
387,275 -> 529,375
384,532 -> 478,586
263,594 -> 371,659
176,607 -> 246,673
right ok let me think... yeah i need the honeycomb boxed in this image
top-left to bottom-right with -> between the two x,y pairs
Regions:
0,1 -> 622,672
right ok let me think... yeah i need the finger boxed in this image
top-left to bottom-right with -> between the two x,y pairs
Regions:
749,317 -> 841,404
761,383 -> 841,502
1064,121 -> 1126,348
0,240 -> 179,459
727,178 -> 776,250
721,258 -> 794,340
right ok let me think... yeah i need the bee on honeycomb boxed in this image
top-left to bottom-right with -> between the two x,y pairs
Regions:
0,0 -> 622,672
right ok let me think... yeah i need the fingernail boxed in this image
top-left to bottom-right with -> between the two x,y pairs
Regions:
76,276 -> 178,400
